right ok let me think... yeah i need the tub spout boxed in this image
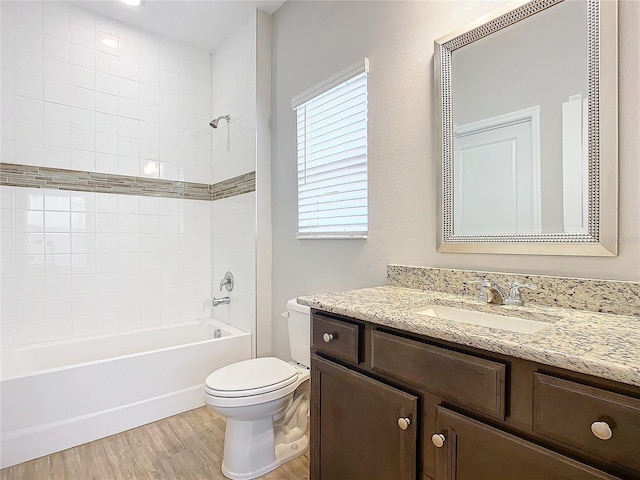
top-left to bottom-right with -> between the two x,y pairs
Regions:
212,297 -> 230,307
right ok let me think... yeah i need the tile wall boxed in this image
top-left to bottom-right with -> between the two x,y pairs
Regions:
211,192 -> 256,336
0,1 -> 213,183
211,15 -> 257,183
1,186 -> 213,346
210,15 -> 258,353
0,2 -> 217,347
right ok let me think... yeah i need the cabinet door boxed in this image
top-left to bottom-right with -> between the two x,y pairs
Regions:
311,355 -> 418,480
433,406 -> 621,480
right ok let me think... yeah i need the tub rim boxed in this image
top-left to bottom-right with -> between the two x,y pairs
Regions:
0,319 -> 249,381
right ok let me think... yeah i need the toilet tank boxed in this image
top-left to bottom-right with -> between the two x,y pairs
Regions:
286,298 -> 310,367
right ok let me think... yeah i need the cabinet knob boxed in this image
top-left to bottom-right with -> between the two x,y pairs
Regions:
591,421 -> 613,440
431,433 -> 446,448
397,417 -> 411,430
322,333 -> 334,343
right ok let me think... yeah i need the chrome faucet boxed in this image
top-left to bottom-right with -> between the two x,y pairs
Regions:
472,279 -> 537,306
212,297 -> 230,307
219,271 -> 234,292
471,279 -> 507,305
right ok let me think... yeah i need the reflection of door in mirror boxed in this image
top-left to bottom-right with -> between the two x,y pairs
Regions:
451,0 -> 586,235
454,107 -> 541,235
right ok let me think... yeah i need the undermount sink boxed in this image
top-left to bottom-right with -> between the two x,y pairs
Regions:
414,305 -> 550,334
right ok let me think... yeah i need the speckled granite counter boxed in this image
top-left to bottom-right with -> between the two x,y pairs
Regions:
298,286 -> 640,387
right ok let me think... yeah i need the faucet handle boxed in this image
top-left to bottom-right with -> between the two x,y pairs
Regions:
506,282 -> 537,306
468,278 -> 491,302
219,271 -> 234,292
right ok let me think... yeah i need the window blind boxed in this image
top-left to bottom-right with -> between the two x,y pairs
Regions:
294,62 -> 368,239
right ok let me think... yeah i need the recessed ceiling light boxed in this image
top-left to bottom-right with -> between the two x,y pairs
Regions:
120,0 -> 143,6
102,38 -> 119,48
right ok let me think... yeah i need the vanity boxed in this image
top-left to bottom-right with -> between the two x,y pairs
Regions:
299,273 -> 640,480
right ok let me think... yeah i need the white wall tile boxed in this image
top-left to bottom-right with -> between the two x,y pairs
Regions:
44,79 -> 71,105
14,119 -> 43,144
95,153 -> 118,174
96,51 -> 118,74
70,43 -> 95,69
70,65 -> 95,90
44,15 -> 70,41
44,124 -> 71,148
70,21 -> 94,47
14,141 -> 44,165
70,86 -> 95,110
43,145 -> 71,168
43,37 -> 70,63
14,74 -> 44,100
2,4 -> 217,347
44,101 -> 71,126
70,149 -> 95,171
70,106 -> 95,131
96,132 -> 118,154
95,71 -> 118,95
70,128 -> 95,151
95,92 -> 118,115
14,5 -> 43,34
45,253 -> 71,276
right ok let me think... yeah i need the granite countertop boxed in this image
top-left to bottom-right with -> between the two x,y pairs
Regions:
298,286 -> 640,388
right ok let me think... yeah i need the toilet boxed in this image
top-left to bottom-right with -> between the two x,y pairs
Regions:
203,299 -> 311,480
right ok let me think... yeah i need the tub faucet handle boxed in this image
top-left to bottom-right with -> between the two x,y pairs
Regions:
219,271 -> 234,292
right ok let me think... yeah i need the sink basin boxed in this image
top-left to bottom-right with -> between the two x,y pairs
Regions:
414,305 -> 550,334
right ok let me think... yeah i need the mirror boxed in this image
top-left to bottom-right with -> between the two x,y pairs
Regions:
435,0 -> 617,255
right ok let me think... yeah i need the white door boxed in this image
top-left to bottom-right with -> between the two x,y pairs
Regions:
453,108 -> 541,235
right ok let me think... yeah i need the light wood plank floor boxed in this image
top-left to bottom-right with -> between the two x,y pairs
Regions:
1,407 -> 309,480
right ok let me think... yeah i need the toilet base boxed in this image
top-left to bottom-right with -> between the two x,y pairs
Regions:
221,434 -> 308,480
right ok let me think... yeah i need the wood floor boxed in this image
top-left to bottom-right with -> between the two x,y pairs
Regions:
0,407 -> 309,480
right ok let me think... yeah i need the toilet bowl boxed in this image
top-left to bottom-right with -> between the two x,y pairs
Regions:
203,299 -> 310,480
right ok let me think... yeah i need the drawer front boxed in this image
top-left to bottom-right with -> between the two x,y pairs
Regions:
312,314 -> 360,364
371,330 -> 506,419
533,373 -> 640,472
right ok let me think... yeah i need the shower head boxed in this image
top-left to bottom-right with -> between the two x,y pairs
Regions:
210,114 -> 231,129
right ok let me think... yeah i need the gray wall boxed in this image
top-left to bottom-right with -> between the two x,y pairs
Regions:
270,1 -> 640,358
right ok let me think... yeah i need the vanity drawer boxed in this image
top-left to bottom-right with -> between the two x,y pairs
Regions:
312,314 -> 361,364
371,330 -> 506,419
533,373 -> 640,472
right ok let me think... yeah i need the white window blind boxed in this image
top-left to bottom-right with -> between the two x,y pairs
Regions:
293,59 -> 368,239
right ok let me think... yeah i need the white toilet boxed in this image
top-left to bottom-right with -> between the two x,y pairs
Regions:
203,299 -> 311,480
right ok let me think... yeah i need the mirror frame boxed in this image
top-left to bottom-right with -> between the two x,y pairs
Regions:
435,0 -> 618,256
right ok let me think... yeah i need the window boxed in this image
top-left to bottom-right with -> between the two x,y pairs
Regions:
292,58 -> 369,238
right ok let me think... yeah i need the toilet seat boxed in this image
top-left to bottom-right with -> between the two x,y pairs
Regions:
205,357 -> 298,398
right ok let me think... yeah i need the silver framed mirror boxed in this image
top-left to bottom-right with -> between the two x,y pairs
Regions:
435,0 -> 617,256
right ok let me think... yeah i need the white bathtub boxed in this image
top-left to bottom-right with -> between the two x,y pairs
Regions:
0,320 -> 251,468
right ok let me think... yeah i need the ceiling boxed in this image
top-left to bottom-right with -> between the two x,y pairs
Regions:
76,0 -> 286,52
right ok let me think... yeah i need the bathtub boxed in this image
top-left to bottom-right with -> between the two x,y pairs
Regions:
0,320 -> 251,468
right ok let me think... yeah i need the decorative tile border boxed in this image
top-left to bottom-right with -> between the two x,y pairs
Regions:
387,265 -> 640,317
212,171 -> 256,201
0,163 -> 255,202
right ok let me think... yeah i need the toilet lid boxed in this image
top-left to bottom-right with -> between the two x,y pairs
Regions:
205,357 -> 298,398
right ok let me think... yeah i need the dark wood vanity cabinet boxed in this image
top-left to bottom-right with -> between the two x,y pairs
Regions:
310,310 -> 640,480
311,356 -> 418,480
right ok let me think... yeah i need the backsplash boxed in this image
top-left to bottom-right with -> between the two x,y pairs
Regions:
387,265 -> 640,317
